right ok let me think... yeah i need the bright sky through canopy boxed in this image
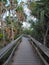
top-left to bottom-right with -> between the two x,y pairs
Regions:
22,22 -> 31,29
1,0 -> 37,29
18,0 -> 27,3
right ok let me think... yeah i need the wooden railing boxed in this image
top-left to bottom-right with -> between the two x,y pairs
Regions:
28,35 -> 49,65
1,34 -> 49,65
0,35 -> 22,65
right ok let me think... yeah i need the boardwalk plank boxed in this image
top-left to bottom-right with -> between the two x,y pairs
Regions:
9,37 -> 44,65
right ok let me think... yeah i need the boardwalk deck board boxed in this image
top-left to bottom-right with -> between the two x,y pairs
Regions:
9,37 -> 44,65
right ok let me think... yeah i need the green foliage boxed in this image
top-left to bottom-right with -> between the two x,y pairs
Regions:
23,29 -> 32,35
29,0 -> 49,18
28,0 -> 49,45
14,0 -> 18,4
16,6 -> 23,12
5,16 -> 11,24
40,10 -> 44,22
28,19 -> 44,42
18,22 -> 22,28
2,0 -> 7,4
29,2 -> 37,17
0,33 -> 3,40
3,0 -> 7,2
0,0 -> 2,2
14,34 -> 20,40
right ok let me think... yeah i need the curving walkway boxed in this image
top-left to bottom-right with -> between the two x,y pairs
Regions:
9,37 -> 44,65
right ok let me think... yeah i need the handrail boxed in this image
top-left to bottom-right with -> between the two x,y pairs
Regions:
28,35 -> 49,65
0,35 -> 22,65
3,38 -> 21,65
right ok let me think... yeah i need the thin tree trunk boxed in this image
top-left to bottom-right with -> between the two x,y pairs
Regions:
11,22 -> 14,41
43,27 -> 48,45
44,35 -> 46,45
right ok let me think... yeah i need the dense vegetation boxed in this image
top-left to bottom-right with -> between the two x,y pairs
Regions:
0,0 -> 25,48
27,0 -> 49,47
0,0 -> 49,48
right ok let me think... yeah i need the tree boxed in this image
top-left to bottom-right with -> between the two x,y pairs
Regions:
0,0 -> 7,43
28,0 -> 49,46
15,5 -> 26,22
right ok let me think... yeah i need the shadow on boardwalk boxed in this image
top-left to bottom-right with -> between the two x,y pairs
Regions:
9,37 -> 44,65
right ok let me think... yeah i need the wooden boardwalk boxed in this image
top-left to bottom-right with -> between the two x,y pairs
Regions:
9,37 -> 44,65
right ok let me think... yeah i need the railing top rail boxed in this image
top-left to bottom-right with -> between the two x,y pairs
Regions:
28,35 -> 49,57
0,35 -> 22,59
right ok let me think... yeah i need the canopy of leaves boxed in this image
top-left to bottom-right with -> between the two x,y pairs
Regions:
14,0 -> 18,4
5,16 -> 11,24
0,0 -> 7,3
16,6 -> 23,12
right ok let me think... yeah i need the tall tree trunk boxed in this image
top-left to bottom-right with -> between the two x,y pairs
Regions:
43,27 -> 48,45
